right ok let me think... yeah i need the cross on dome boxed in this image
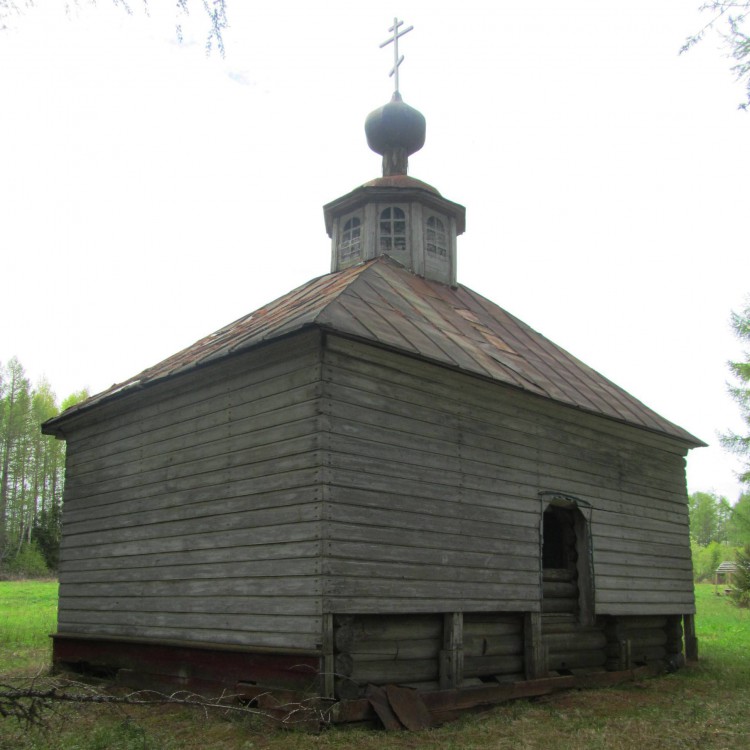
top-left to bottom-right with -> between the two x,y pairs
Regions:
379,17 -> 414,95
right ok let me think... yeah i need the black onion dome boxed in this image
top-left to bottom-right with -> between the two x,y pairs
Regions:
365,92 -> 426,157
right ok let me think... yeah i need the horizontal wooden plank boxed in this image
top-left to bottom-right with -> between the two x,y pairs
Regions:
325,361 -> 686,489
327,577 -> 536,602
59,575 -> 321,599
54,622 -> 322,649
595,589 -> 695,605
69,413 -> 320,492
60,519 -> 322,563
325,597 -> 539,614
63,501 -> 323,549
463,655 -> 524,677
57,610 -> 323,632
61,556 -> 321,584
324,375 -> 690,521
595,575 -> 694,593
63,465 -> 323,528
58,594 -> 320,616
591,535 -> 692,561
327,501 -> 537,547
326,540 -> 539,574
65,480 -> 322,537
593,550 -> 693,572
323,337 -> 692,454
68,364 -> 322,471
323,559 -> 537,587
598,601 -> 696,616
349,658 -> 438,684
327,485 -> 536,528
67,430 -> 322,504
464,634 -> 522,657
342,640 -> 441,661
64,332 -> 321,444
326,522 -> 538,560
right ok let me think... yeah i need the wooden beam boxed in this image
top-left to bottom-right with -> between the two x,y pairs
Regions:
524,612 -> 546,679
683,614 -> 698,662
439,612 -> 463,689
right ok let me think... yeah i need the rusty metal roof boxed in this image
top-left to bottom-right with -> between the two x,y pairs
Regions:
45,257 -> 703,445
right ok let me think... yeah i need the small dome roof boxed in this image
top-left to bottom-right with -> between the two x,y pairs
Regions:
365,92 -> 426,158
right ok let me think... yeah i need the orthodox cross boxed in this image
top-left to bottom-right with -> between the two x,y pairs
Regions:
379,17 -> 414,95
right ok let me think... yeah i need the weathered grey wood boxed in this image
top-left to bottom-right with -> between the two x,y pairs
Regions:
543,581 -> 579,599
349,659 -> 439,685
67,368 -> 322,472
463,614 -> 523,630
324,344 -> 684,490
543,630 -> 607,652
59,573 -> 322,598
53,621 -> 322,651
342,639 -> 441,661
62,333 -> 322,442
524,612 -> 545,680
323,337 -> 691,454
541,598 -> 578,614
464,634 -> 523,657
327,541 -> 538,576
57,610 -> 321,633
61,558 -> 322,585
599,601 -> 695,616
326,521 -> 537,561
68,425 -> 321,498
334,652 -> 354,678
463,655 -> 524,678
547,650 -> 606,671
340,615 -> 443,642
683,614 -> 699,660
439,613 -> 463,689
327,598 -> 538,615
320,337 -> 693,619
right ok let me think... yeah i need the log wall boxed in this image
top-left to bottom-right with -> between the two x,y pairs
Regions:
321,335 -> 695,617
56,332 -> 326,651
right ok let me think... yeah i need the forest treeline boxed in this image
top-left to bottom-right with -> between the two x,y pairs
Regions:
689,490 -> 750,581
0,357 -> 87,576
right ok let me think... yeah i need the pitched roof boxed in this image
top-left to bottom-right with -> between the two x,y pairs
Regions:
45,257 -> 703,445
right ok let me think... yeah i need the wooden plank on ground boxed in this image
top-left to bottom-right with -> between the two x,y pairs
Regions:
384,685 -> 433,730
366,685 -> 403,730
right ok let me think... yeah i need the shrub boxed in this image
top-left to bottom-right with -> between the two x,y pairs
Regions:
6,542 -> 50,578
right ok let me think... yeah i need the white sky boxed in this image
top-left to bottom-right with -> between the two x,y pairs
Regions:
1,1 -> 748,501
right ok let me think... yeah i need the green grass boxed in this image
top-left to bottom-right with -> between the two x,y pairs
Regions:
0,581 -> 57,674
1,583 -> 749,749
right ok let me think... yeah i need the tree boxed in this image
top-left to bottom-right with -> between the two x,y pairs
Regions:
689,491 -> 721,546
0,0 -> 228,55
721,299 -> 750,484
682,2 -> 750,109
727,492 -> 750,545
729,544 -> 750,607
0,357 -> 31,563
0,359 -> 88,572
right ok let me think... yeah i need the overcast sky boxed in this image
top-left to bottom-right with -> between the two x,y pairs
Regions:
1,1 -> 748,501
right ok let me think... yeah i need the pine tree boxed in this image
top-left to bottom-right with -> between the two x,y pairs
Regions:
729,545 -> 750,608
722,300 -> 750,486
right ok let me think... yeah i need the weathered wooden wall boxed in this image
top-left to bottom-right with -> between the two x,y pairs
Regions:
57,331 -> 326,651
320,335 -> 694,617
54,325 -> 694,668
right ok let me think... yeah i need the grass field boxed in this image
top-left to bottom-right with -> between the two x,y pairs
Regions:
0,581 -> 58,675
1,583 -> 749,749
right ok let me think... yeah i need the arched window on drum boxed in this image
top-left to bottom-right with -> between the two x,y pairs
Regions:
425,215 -> 448,258
339,216 -> 362,261
379,207 -> 407,254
